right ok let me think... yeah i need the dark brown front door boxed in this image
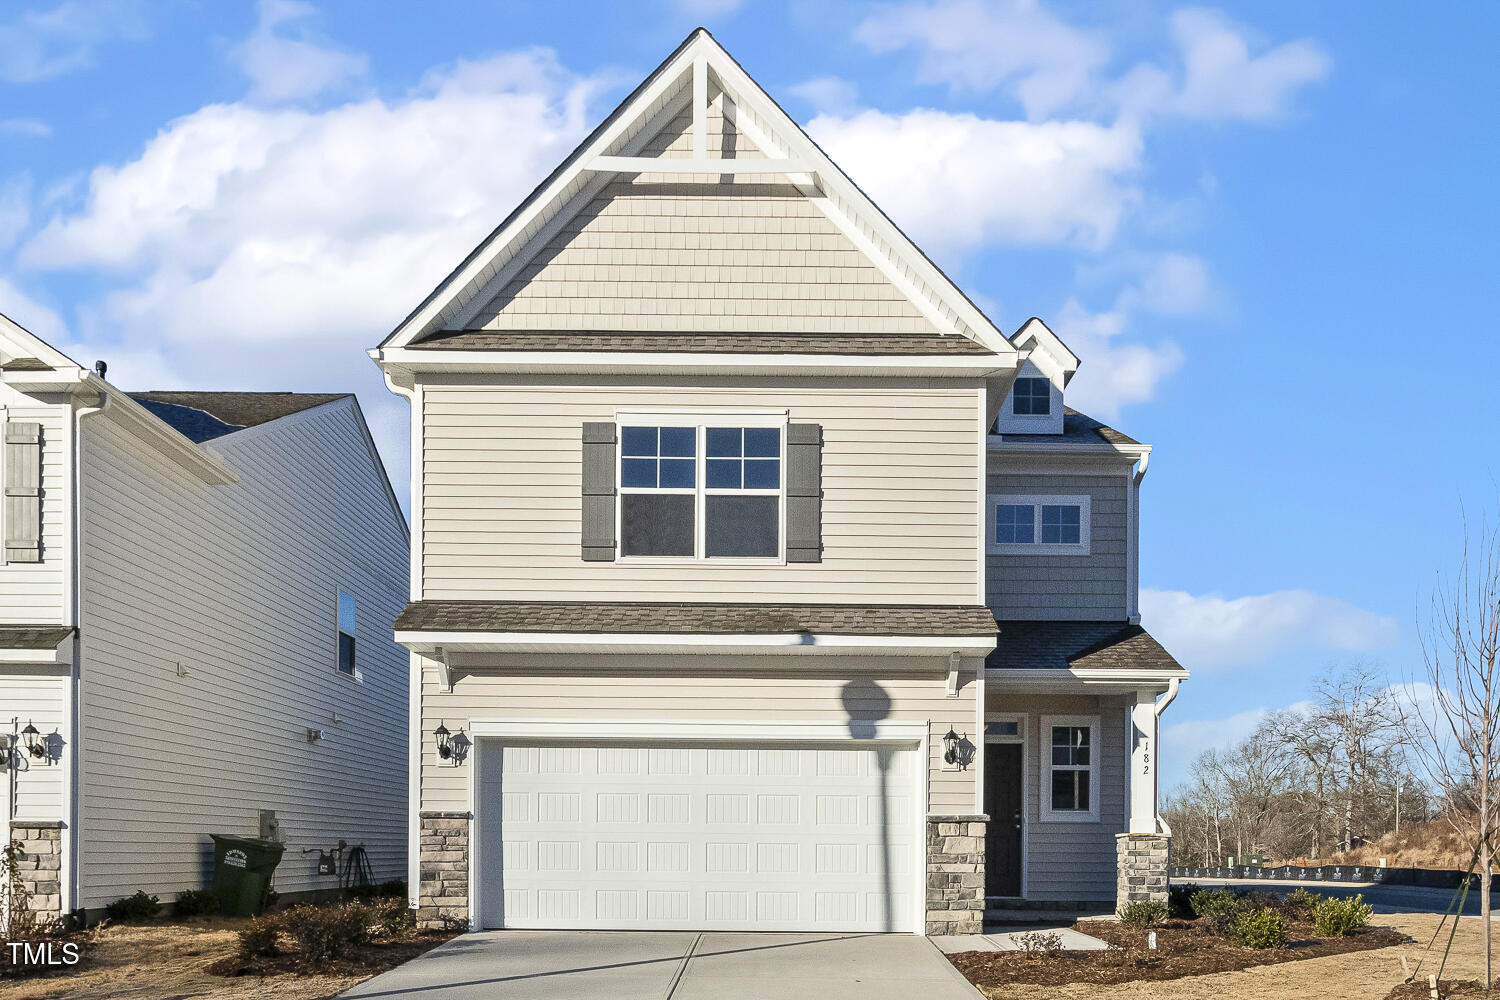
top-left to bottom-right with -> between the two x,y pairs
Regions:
985,743 -> 1023,897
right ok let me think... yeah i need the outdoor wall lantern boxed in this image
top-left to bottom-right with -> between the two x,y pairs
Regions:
21,722 -> 42,760
434,723 -> 472,766
943,728 -> 961,766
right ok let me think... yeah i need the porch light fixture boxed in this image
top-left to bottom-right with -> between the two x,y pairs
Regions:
21,722 -> 42,759
943,728 -> 961,766
434,723 -> 452,760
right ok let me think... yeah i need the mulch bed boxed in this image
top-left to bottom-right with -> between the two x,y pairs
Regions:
1383,979 -> 1489,999
948,920 -> 1409,991
206,931 -> 453,978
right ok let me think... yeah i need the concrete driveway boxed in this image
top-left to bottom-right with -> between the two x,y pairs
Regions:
341,930 -> 983,1000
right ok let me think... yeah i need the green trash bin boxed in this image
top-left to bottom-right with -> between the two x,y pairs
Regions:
209,834 -> 285,917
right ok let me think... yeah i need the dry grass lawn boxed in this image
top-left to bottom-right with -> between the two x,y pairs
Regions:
0,917 -> 449,1000
967,912 -> 1497,1000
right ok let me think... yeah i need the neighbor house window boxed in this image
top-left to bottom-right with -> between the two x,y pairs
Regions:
337,590 -> 357,675
1041,716 -> 1099,821
618,415 -> 784,560
1012,378 -> 1051,416
988,495 -> 1091,554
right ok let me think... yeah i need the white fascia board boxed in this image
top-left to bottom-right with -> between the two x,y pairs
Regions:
374,348 -> 1010,379
1009,318 -> 1079,389
86,376 -> 238,485
468,718 -> 928,744
986,667 -> 1188,691
397,630 -> 997,657
988,436 -> 1152,460
0,649 -> 71,667
587,156 -> 818,175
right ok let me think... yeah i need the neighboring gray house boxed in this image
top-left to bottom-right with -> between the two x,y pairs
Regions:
0,314 -> 410,920
374,29 -> 1186,936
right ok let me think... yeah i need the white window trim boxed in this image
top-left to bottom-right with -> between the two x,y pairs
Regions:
1010,377 -> 1053,417
1040,714 -> 1100,823
984,712 -> 1026,743
987,494 -> 1091,555
615,409 -> 788,565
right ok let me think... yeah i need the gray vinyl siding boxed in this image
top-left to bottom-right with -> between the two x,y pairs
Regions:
0,384 -> 68,624
991,692 -> 1126,901
986,471 -> 1129,621
421,379 -> 983,604
420,656 -> 980,816
76,400 -> 409,909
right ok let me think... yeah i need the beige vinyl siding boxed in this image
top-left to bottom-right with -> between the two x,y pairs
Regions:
991,692 -> 1126,901
422,380 -> 982,603
470,90 -> 937,336
0,386 -> 68,624
421,657 -> 978,816
76,401 -> 409,909
986,471 -> 1129,620
0,672 -> 68,821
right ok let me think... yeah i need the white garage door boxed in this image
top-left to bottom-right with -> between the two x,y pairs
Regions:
476,743 -> 920,932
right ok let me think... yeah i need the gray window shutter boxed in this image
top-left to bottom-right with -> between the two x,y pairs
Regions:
581,422 -> 617,561
785,423 -> 822,563
4,421 -> 42,564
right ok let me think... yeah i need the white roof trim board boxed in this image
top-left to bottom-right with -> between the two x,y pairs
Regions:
1009,317 -> 1080,389
378,28 -> 1017,360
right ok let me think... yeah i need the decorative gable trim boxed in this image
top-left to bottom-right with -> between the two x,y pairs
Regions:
377,29 -> 1017,361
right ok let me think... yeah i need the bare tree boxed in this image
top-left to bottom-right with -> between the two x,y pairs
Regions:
1405,522 -> 1500,990
1316,665 -> 1407,852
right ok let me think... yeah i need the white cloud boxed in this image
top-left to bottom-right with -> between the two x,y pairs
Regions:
1141,588 -> 1400,672
231,0 -> 367,104
854,1 -> 1328,125
0,0 -> 146,84
853,0 -> 1108,119
0,178 -> 31,253
17,47 -> 615,512
0,119 -> 53,138
788,76 -> 860,117
1163,706 -> 1267,766
0,276 -> 68,345
807,109 -> 1142,254
1120,9 -> 1331,123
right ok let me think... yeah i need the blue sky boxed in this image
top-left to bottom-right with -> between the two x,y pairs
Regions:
1,1 -> 1494,790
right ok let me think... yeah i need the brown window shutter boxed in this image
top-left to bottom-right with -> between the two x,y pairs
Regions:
785,423 -> 822,563
3,421 -> 42,564
581,422 -> 617,561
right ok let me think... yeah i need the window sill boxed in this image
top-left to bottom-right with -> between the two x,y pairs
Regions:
1038,810 -> 1101,824
334,668 -> 364,685
988,544 -> 1091,556
614,556 -> 788,567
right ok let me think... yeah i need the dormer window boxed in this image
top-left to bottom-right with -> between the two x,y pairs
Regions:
1012,377 -> 1051,416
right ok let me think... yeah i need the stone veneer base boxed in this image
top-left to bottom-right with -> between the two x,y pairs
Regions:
1115,832 -> 1170,910
9,820 -> 63,921
417,811 -> 470,930
926,814 -> 987,935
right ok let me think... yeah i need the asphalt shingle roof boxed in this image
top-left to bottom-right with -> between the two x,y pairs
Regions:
0,626 -> 74,650
129,392 -> 350,443
395,600 -> 1000,637
988,620 -> 1183,671
994,407 -> 1140,448
409,330 -> 998,356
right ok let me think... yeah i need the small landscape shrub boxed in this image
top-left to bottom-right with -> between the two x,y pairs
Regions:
367,897 -> 415,937
346,879 -> 407,900
1229,906 -> 1288,950
1286,887 -> 1323,919
1313,894 -> 1373,937
236,915 -> 281,959
104,890 -> 160,922
1015,930 -> 1063,956
1167,882 -> 1199,919
1190,887 -> 1245,919
279,902 -> 376,962
1118,899 -> 1168,928
174,888 -> 218,917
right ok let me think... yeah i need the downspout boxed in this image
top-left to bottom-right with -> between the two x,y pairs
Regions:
1152,676 -> 1180,836
382,371 -> 423,910
1127,450 -> 1150,625
65,388 -> 107,918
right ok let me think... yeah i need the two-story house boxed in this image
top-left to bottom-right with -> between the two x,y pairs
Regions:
0,312 -> 410,920
375,29 -> 1186,937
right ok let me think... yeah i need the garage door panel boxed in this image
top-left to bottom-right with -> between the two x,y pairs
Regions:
478,743 -> 920,932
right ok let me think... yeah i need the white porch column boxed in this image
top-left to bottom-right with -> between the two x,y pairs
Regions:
1127,688 -> 1158,834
